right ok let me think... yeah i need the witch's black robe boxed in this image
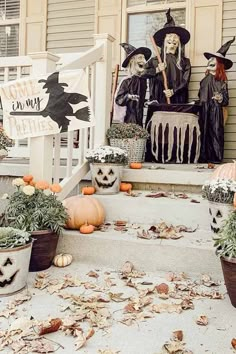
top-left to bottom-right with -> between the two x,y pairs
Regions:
114,75 -> 147,126
198,74 -> 229,163
145,54 -> 191,106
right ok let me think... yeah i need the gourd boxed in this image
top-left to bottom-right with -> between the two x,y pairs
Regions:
82,186 -> 96,195
63,195 -> 105,230
80,223 -> 95,234
130,162 -> 142,169
210,161 -> 236,180
53,253 -> 73,267
120,182 -> 132,192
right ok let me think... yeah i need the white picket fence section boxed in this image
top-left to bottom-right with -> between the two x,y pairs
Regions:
0,34 -> 114,199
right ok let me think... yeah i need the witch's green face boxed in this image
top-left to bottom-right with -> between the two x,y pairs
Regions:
207,57 -> 217,75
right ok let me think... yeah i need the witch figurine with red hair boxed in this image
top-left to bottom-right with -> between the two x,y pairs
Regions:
199,37 -> 235,163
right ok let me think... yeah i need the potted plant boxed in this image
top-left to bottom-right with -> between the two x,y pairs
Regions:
86,145 -> 128,194
202,179 -> 236,233
0,126 -> 13,160
214,210 -> 236,307
0,227 -> 32,296
106,123 -> 149,163
1,176 -> 68,272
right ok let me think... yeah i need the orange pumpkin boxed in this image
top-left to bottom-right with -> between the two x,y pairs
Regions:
130,162 -> 142,169
63,195 -> 105,230
80,223 -> 95,234
82,186 -> 96,195
210,161 -> 236,180
120,182 -> 132,192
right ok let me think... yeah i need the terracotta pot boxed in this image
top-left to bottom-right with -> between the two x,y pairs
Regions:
0,242 -> 32,296
220,256 -> 236,307
29,230 -> 59,272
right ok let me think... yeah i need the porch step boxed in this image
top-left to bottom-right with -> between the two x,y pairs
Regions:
92,191 -> 210,230
57,226 -> 221,277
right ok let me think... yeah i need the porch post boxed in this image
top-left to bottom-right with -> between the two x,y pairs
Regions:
93,34 -> 115,147
28,52 -> 60,182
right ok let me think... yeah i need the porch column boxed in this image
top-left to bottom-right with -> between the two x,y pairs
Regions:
93,34 -> 115,147
29,52 -> 60,182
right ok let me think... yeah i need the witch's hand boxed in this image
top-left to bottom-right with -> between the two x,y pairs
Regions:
128,94 -> 139,101
163,89 -> 174,98
156,62 -> 166,73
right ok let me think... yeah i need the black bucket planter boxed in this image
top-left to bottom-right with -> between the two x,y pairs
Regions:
220,256 -> 236,308
29,230 -> 59,272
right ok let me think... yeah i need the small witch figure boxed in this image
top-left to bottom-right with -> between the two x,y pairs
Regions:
199,37 -> 235,164
113,43 -> 151,126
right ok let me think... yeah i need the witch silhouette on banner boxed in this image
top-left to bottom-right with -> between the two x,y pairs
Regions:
10,72 -> 90,133
198,37 -> 235,164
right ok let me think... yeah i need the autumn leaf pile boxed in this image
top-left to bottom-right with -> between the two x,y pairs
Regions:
0,262 -> 234,353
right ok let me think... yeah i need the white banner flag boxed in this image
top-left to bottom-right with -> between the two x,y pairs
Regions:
0,70 -> 94,139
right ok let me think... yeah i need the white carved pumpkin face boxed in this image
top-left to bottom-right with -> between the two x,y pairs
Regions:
0,257 -> 19,288
207,57 -> 217,75
165,33 -> 180,54
129,54 -> 146,75
94,165 -> 118,190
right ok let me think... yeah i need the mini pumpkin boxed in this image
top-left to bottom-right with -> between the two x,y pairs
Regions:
130,162 -> 142,169
53,253 -> 73,267
120,182 -> 132,192
80,223 -> 95,234
63,195 -> 105,230
82,186 -> 96,195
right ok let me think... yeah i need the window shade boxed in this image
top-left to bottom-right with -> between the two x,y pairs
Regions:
0,0 -> 20,20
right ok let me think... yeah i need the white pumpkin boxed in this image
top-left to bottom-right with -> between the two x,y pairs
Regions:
53,253 -> 73,267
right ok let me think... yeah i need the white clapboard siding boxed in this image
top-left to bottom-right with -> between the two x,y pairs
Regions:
47,0 -> 95,53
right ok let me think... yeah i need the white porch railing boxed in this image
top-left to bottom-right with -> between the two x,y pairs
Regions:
0,34 -> 115,200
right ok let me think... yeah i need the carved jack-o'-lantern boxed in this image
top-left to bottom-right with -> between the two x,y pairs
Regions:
208,202 -> 234,233
0,243 -> 32,296
90,164 -> 122,194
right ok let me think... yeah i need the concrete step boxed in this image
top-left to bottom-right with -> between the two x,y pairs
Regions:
57,223 -> 221,277
92,191 -> 210,230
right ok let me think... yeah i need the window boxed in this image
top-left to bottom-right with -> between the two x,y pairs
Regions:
128,0 -> 184,6
0,0 -> 20,57
128,9 -> 186,50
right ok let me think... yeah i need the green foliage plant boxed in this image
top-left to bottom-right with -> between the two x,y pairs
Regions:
214,210 -> 236,259
106,123 -> 149,140
0,227 -> 31,249
202,179 -> 236,204
1,177 -> 68,234
86,145 -> 128,164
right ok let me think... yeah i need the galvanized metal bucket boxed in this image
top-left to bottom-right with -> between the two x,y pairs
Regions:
90,163 -> 123,194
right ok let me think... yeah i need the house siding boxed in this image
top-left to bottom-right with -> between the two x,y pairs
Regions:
46,0 -> 95,53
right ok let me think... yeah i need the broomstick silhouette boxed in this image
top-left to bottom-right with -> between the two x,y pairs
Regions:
10,72 -> 90,132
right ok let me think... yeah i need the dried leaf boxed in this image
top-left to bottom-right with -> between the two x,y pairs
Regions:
98,350 -> 120,354
86,328 -> 95,340
87,270 -> 99,278
196,315 -> 208,326
146,192 -> 169,198
121,261 -> 134,274
190,199 -> 200,203
39,318 -> 62,335
231,338 -> 236,349
175,193 -> 189,199
156,283 -> 169,295
137,230 -> 152,239
74,331 -> 87,350
109,292 -> 130,302
114,220 -> 127,226
172,330 -> 183,341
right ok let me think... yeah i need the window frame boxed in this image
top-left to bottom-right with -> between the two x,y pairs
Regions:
121,0 -> 190,64
0,0 -> 20,57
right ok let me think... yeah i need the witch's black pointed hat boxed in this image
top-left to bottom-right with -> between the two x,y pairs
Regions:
38,72 -> 68,89
120,43 -> 151,68
204,37 -> 235,70
153,8 -> 190,47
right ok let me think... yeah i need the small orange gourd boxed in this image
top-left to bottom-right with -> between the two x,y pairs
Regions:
80,223 -> 95,234
82,186 -> 96,195
120,182 -> 132,192
130,162 -> 142,169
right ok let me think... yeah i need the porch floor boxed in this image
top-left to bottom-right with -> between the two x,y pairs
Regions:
0,262 -> 235,354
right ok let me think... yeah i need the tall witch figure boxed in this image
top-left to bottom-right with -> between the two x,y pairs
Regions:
113,43 -> 151,126
199,37 -> 235,163
145,8 -> 191,106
